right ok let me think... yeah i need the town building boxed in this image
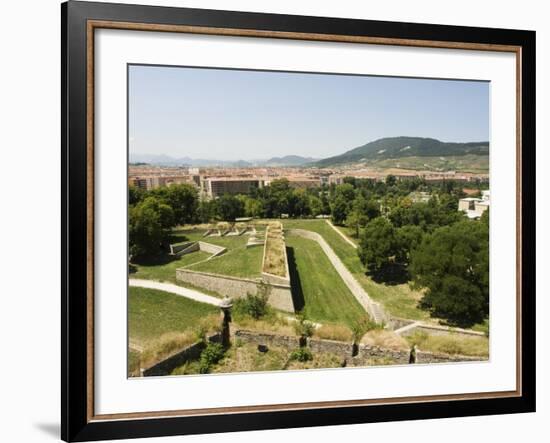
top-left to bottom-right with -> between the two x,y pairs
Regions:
458,190 -> 490,219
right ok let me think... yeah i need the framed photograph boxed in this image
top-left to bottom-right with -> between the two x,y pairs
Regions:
61,1 -> 535,441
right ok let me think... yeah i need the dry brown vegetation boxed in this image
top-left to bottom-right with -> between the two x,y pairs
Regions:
138,313 -> 221,370
406,331 -> 489,357
360,329 -> 410,350
262,222 -> 287,277
313,324 -> 353,342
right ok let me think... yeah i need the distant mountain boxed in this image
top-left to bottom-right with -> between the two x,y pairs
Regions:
129,153 -> 252,167
263,155 -> 319,166
129,153 -> 318,167
313,137 -> 489,167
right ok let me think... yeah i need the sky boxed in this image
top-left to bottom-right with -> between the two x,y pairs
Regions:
129,64 -> 489,161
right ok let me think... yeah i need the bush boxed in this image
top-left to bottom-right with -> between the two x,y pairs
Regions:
350,316 -> 382,343
293,314 -> 315,339
199,342 -> 226,374
289,347 -> 313,362
234,283 -> 270,319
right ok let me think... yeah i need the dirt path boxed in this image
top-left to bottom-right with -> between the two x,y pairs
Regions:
129,278 -> 223,307
325,220 -> 358,249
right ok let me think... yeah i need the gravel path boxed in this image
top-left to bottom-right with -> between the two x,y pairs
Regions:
325,220 -> 358,249
129,278 -> 223,307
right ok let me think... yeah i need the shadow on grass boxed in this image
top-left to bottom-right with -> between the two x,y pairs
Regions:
131,253 -> 180,267
286,247 -> 305,312
367,263 -> 409,285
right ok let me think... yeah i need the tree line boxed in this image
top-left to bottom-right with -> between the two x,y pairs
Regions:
129,175 -> 489,327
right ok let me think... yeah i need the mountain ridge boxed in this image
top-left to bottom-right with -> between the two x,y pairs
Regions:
313,136 -> 489,167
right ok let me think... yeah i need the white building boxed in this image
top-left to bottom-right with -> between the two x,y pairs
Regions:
458,190 -> 490,219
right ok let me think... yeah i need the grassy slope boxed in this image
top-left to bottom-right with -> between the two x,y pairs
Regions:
286,233 -> 366,327
187,244 -> 263,278
368,154 -> 489,173
128,286 -> 218,347
131,250 -> 211,283
282,219 -> 432,322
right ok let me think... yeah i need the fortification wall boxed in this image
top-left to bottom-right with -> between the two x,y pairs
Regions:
176,269 -> 294,312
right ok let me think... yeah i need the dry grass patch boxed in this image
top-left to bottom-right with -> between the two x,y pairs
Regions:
263,222 -> 287,277
139,313 -> 221,369
406,331 -> 489,357
314,324 -> 353,342
361,329 -> 410,350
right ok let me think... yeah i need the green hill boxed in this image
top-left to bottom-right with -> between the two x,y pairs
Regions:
314,137 -> 489,167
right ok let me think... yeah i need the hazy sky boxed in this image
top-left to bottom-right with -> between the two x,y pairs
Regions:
129,64 -> 489,160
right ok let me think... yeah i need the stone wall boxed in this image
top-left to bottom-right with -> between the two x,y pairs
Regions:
405,323 -> 486,338
416,350 -> 487,364
233,330 -> 484,366
197,241 -> 226,257
142,333 -> 221,377
176,269 -> 294,312
261,223 -> 291,286
169,241 -> 196,255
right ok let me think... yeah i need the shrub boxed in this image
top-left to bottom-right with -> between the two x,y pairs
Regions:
234,283 -> 270,319
199,342 -> 226,374
289,347 -> 313,362
350,316 -> 382,343
293,314 -> 315,339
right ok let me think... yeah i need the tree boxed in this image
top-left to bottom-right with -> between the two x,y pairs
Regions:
150,184 -> 198,225
395,225 -> 424,264
358,217 -> 400,272
129,197 -> 174,258
216,194 -> 245,221
331,194 -> 350,225
128,185 -> 145,205
409,220 -> 489,326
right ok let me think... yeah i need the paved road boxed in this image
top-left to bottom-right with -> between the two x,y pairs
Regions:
129,278 -> 223,307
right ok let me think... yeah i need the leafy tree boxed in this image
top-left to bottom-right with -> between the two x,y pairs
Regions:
358,217 -> 400,272
216,194 -> 245,221
128,185 -> 145,205
395,225 -> 424,264
197,199 -> 217,223
409,220 -> 489,326
128,197 -> 174,258
150,184 -> 198,225
331,194 -> 350,225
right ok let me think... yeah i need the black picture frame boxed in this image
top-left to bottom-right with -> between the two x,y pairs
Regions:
61,1 -> 536,441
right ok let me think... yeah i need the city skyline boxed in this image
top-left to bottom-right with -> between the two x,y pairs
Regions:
129,65 -> 490,161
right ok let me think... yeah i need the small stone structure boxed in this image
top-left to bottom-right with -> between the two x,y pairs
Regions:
261,222 -> 291,286
176,269 -> 294,312
390,317 -> 487,338
169,240 -> 226,260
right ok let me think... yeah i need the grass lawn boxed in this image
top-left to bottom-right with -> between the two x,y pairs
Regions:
131,250 -> 211,283
286,233 -> 367,327
128,286 -> 218,347
282,219 -> 434,322
187,243 -> 263,278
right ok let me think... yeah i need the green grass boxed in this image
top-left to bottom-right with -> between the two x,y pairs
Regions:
187,243 -> 263,278
128,286 -> 218,347
131,250 -> 211,283
286,233 -> 366,327
282,219 -> 433,322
